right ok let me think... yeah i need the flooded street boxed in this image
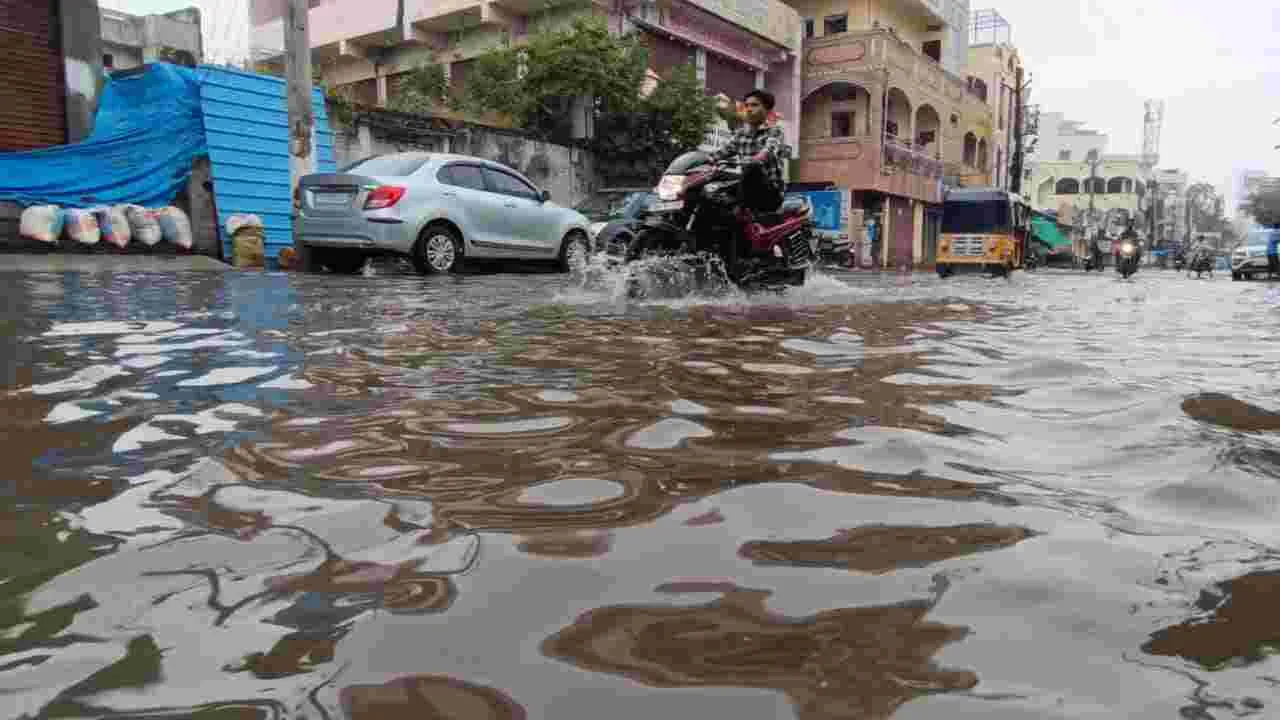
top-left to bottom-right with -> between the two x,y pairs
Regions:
4,264 -> 1280,720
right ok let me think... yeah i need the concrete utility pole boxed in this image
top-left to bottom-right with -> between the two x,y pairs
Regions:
285,0 -> 315,189
1010,67 -> 1028,195
1086,149 -> 1100,242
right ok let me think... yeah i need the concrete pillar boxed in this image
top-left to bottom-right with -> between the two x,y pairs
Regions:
59,0 -> 105,143
913,200 -> 924,265
695,47 -> 706,87
357,123 -> 373,158
375,70 -> 388,107
868,83 -> 885,141
880,203 -> 890,268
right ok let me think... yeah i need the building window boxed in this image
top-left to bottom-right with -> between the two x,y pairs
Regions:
804,18 -> 815,38
885,120 -> 899,137
922,40 -> 941,63
1055,178 -> 1080,195
1058,149 -> 1071,161
831,112 -> 853,137
824,14 -> 847,35
967,77 -> 987,102
103,53 -> 114,69
1107,177 -> 1134,194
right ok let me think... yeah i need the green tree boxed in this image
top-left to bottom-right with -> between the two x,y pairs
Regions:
1243,184 -> 1280,228
388,62 -> 449,114
641,63 -> 717,153
457,15 -> 647,126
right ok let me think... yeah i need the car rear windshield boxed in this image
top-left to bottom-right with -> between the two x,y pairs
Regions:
344,154 -> 431,177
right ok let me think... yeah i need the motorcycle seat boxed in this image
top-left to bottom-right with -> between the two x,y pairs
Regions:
755,198 -> 808,227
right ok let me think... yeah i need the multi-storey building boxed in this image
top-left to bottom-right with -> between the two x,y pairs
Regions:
965,8 -> 1021,192
100,6 -> 203,71
1027,112 -> 1155,242
249,0 -> 804,149
783,0 -> 993,268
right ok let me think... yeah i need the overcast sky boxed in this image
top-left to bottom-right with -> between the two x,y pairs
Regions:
105,0 -> 1280,202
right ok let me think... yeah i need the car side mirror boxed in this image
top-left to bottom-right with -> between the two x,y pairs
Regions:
539,189 -> 551,203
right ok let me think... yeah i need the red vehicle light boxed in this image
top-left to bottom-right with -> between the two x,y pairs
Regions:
364,185 -> 406,210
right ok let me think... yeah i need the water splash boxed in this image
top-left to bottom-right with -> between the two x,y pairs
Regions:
560,250 -> 753,305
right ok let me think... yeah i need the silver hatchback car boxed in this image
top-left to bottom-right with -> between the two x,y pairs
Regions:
295,152 -> 592,274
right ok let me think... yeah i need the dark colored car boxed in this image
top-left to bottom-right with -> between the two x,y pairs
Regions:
574,188 -> 656,253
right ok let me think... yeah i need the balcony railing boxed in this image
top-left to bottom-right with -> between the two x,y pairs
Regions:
883,133 -> 942,178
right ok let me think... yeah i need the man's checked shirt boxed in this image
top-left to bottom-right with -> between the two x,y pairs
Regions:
711,122 -> 788,192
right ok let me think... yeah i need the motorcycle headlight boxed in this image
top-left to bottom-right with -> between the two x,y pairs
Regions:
1122,243 -> 1134,254
656,175 -> 686,201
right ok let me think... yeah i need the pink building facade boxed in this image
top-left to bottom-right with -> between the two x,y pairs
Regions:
250,0 -> 802,149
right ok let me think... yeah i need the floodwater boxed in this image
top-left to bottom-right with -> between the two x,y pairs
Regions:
3,262 -> 1280,720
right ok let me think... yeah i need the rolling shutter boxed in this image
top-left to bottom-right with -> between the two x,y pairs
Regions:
0,0 -> 66,151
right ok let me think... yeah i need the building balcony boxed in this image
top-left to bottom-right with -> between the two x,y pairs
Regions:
801,28 -> 970,110
251,0 -> 517,63
795,131 -> 946,203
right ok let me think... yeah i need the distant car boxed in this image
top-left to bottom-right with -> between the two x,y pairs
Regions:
295,152 -> 592,274
1231,228 -> 1280,281
573,188 -> 655,254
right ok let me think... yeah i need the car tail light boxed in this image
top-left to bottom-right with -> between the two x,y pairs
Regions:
364,185 -> 406,210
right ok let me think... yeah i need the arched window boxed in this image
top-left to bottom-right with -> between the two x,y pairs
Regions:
1055,178 -> 1080,195
963,132 -> 977,166
1106,177 -> 1134,194
1083,177 -> 1106,194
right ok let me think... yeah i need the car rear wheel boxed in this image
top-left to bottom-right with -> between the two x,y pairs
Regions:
558,230 -> 590,273
415,225 -> 463,274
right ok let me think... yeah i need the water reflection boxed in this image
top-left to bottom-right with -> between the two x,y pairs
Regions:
341,674 -> 527,720
4,268 -> 1280,718
543,583 -> 976,720
1143,571 -> 1280,671
738,524 -> 1035,574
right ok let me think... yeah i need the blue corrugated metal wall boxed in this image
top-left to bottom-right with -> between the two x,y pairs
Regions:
197,65 -> 337,262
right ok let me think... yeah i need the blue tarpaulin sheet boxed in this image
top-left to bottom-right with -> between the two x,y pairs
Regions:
0,63 -> 208,209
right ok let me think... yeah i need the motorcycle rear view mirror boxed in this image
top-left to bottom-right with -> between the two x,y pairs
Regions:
539,189 -> 552,203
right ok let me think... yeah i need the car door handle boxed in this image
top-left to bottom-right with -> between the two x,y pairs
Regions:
504,202 -> 517,208
442,191 -> 457,198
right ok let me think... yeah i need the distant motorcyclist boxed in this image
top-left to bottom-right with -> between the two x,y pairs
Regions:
1086,232 -> 1104,270
1114,219 -> 1141,264
710,89 -> 788,214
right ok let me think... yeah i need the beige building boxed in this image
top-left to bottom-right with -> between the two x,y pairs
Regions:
785,0 -> 995,268
965,9 -> 1021,192
1029,154 -> 1150,242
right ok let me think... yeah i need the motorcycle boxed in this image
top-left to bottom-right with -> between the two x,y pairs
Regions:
1082,246 -> 1105,272
614,151 -> 816,295
1186,247 -> 1214,278
1116,239 -> 1140,279
1172,253 -> 1186,271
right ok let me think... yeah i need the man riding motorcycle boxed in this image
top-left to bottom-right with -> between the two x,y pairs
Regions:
708,89 -> 787,214
1113,219 -> 1141,266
